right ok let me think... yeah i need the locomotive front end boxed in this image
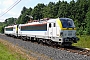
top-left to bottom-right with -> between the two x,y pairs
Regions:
58,18 -> 79,46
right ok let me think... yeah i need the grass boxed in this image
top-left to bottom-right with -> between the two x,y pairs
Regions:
73,35 -> 90,49
0,43 -> 26,60
0,39 -> 36,60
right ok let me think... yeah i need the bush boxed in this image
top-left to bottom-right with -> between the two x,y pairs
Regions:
0,26 -> 4,33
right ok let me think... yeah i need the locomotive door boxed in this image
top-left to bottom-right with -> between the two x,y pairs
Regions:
52,23 -> 56,37
48,23 -> 56,37
48,23 -> 52,37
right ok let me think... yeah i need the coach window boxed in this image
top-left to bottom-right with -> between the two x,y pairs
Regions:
49,23 -> 51,28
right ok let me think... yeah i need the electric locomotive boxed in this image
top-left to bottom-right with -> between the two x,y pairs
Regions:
18,18 -> 79,46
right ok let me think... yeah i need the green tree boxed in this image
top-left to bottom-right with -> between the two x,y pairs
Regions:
86,0 -> 90,35
75,0 -> 88,35
21,6 -> 28,14
16,6 -> 31,24
69,0 -> 76,19
43,2 -> 56,18
4,17 -> 17,26
86,11 -> 90,34
0,26 -> 4,33
31,3 -> 45,20
57,1 -> 69,17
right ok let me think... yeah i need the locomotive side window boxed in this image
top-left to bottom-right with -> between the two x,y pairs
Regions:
21,24 -> 47,31
49,23 -> 51,28
6,27 -> 13,31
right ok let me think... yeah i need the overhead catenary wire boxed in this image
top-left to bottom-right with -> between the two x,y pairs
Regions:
0,0 -> 21,18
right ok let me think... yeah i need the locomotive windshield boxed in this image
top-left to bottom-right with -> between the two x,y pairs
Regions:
60,18 -> 75,28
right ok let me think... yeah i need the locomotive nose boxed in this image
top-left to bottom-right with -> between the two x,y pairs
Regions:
63,37 -> 79,43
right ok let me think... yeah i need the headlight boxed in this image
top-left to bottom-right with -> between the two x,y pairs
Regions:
60,32 -> 63,37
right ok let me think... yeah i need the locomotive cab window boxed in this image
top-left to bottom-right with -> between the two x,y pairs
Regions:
6,27 -> 13,31
49,23 -> 51,28
60,18 -> 75,28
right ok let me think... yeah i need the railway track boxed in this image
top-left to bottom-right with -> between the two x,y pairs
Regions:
28,38 -> 90,57
57,46 -> 90,56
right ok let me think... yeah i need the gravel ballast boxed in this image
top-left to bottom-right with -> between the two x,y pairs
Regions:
0,34 -> 90,60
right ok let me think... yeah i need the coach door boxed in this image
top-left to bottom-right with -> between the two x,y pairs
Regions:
48,23 -> 56,37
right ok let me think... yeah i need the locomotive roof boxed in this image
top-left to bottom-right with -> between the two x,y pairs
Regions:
60,18 -> 72,20
19,18 -> 73,26
47,19 -> 57,22
5,25 -> 14,28
5,25 -> 17,28
47,18 -> 72,23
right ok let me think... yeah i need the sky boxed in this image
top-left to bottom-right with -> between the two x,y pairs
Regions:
0,0 -> 72,22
